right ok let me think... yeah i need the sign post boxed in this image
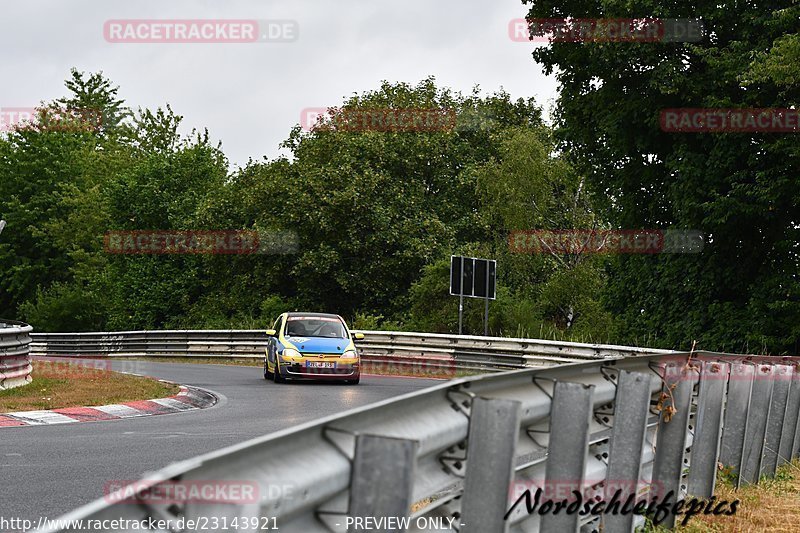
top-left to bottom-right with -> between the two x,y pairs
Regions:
458,258 -> 464,335
484,270 -> 489,336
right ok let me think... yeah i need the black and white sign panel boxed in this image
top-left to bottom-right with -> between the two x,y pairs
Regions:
450,255 -> 496,300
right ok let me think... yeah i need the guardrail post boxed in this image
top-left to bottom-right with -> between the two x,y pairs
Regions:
540,381 -> 594,533
687,361 -> 728,498
651,363 -> 696,528
602,371 -> 653,533
460,397 -> 522,533
778,364 -> 800,465
348,434 -> 417,533
719,363 -> 754,478
790,368 -> 800,460
762,364 -> 792,476
740,364 -> 774,485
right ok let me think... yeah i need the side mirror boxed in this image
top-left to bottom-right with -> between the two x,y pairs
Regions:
265,329 -> 277,337
353,332 -> 365,341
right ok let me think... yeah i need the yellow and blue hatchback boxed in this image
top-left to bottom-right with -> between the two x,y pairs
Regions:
263,312 -> 364,384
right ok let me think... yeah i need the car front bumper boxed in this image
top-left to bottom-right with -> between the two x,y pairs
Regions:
278,361 -> 360,380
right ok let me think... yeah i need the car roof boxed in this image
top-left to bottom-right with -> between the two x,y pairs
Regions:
286,312 -> 343,320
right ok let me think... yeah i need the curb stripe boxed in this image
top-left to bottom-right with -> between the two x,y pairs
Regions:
0,415 -> 26,427
122,400 -> 177,415
52,407 -> 120,422
93,404 -> 150,418
6,411 -> 78,425
150,398 -> 195,411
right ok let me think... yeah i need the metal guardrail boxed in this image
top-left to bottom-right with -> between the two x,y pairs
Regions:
40,351 -> 800,532
0,319 -> 33,390
29,330 -> 675,372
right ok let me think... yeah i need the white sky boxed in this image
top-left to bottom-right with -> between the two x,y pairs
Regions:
2,0 -> 558,168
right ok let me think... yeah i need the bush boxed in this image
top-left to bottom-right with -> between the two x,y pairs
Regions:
19,282 -> 107,332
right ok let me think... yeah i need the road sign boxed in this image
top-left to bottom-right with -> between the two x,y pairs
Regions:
450,256 -> 496,300
450,255 -> 497,335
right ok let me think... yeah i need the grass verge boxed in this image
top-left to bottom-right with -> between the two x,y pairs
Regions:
0,360 -> 180,413
646,460 -> 800,532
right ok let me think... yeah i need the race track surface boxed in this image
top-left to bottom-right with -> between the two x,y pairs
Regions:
0,360 -> 440,523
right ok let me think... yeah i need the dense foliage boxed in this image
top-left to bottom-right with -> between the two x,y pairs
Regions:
0,72 -> 611,341
2,0 -> 798,362
521,1 -> 799,353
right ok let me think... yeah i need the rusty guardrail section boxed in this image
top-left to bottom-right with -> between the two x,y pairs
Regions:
29,330 -> 674,373
38,351 -> 800,532
0,319 -> 32,390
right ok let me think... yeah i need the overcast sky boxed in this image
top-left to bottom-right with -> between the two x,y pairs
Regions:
2,0 -> 558,168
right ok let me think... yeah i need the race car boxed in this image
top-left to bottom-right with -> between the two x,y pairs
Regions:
263,312 -> 364,384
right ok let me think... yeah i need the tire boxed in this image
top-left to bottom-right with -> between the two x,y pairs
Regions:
346,374 -> 360,385
264,357 -> 273,380
274,360 -> 285,383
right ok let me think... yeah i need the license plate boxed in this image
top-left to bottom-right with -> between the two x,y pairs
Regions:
307,362 -> 335,368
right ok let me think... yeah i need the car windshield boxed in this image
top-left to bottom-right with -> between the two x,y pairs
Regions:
285,317 -> 347,338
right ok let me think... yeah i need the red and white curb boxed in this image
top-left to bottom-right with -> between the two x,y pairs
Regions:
0,384 -> 217,428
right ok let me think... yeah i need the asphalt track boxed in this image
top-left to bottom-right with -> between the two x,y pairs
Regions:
0,360 -> 440,524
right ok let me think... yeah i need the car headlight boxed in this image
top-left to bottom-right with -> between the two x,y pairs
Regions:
282,348 -> 301,360
342,350 -> 358,359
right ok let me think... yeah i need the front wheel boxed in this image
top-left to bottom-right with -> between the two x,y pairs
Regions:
263,357 -> 273,380
274,360 -> 286,383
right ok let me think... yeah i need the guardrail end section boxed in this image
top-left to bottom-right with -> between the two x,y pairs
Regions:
348,434 -> 417,532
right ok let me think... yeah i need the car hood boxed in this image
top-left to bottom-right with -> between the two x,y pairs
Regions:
284,336 -> 350,354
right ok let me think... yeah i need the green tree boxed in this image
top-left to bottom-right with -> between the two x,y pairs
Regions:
1,71 -> 229,331
99,108 -> 229,330
521,1 -> 800,352
476,127 -> 612,338
199,78 -> 544,323
0,70 -> 125,320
